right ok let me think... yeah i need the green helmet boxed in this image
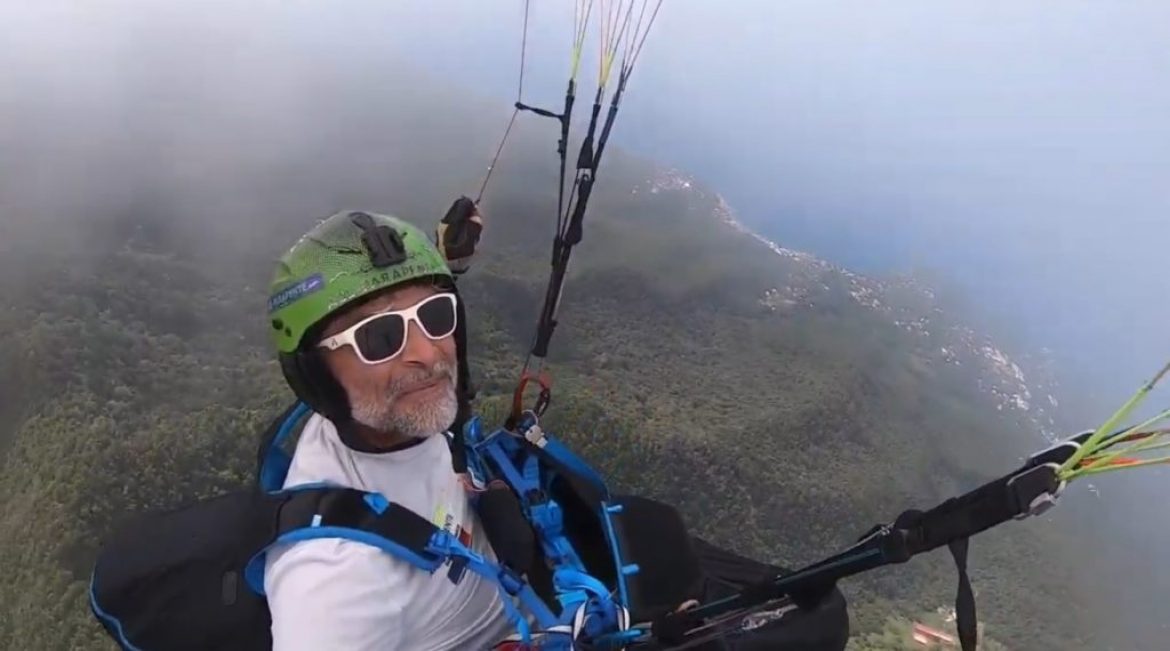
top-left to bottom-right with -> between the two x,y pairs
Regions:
268,210 -> 454,353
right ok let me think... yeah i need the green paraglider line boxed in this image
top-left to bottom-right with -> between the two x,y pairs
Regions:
1058,360 -> 1170,475
1062,414 -> 1170,481
1073,453 -> 1170,478
1092,411 -> 1170,455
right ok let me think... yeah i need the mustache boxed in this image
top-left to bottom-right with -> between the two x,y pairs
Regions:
385,360 -> 456,399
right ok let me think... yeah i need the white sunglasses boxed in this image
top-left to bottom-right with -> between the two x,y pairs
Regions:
317,292 -> 458,364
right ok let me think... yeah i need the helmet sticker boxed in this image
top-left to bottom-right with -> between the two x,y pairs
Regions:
268,273 -> 325,313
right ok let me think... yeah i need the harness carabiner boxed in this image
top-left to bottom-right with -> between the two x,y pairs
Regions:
509,370 -> 552,429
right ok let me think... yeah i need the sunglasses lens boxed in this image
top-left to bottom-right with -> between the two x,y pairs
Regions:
353,313 -> 406,363
417,294 -> 457,339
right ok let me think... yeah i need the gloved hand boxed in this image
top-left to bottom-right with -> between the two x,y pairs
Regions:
435,196 -> 484,275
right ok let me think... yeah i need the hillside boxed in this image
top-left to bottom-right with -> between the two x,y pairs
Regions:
0,132 -> 1124,650
0,11 -> 1143,642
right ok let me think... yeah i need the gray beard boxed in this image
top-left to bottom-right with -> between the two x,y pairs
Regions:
349,363 -> 459,439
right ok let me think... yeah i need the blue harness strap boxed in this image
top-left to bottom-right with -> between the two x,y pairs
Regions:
243,484 -> 560,643
243,486 -> 445,594
539,437 -> 608,498
258,402 -> 312,492
256,406 -> 639,649
464,413 -> 643,647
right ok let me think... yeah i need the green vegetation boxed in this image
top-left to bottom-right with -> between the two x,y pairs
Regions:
0,148 -> 1116,651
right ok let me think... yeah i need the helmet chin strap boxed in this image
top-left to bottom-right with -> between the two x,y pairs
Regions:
449,285 -> 474,475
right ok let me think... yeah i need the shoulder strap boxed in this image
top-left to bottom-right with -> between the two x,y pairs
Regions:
244,487 -> 445,595
256,401 -> 312,492
245,485 -> 561,644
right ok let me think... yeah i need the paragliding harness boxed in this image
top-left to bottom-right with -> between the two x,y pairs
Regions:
257,404 -> 704,650
88,399 -> 712,651
90,373 -> 1170,651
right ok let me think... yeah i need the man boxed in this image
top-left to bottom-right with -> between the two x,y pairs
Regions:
260,206 -> 850,651
263,208 -> 511,650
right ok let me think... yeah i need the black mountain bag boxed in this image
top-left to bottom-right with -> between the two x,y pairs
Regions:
89,405 -> 305,651
89,488 -> 275,651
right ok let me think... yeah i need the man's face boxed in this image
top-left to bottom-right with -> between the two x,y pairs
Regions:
318,282 -> 458,440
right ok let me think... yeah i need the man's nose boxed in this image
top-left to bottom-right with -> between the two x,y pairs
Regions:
399,320 -> 441,366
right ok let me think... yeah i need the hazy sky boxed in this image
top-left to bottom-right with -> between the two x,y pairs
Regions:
370,0 -> 1170,395
3,0 -> 1167,393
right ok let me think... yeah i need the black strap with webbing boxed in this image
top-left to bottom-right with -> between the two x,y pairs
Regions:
271,489 -> 440,559
652,450 -> 1070,650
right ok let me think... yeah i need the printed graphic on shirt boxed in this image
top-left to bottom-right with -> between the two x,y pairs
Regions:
432,499 -> 475,584
433,501 -> 473,548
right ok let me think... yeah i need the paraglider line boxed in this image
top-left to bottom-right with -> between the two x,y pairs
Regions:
475,0 -> 533,204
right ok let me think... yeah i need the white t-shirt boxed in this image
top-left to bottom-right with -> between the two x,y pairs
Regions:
263,414 -> 515,651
